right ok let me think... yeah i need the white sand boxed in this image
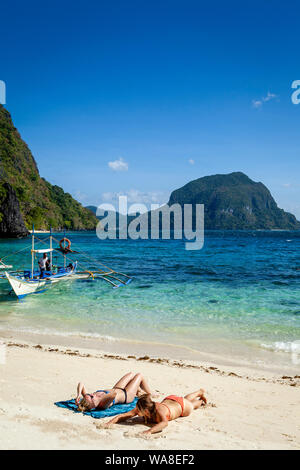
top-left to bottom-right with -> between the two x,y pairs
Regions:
0,339 -> 299,450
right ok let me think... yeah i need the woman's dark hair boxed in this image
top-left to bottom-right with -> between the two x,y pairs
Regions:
136,394 -> 156,423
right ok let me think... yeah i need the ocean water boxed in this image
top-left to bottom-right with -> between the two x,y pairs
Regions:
0,231 -> 299,370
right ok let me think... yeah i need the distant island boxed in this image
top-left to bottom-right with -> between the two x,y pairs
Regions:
0,105 -> 98,237
167,172 -> 300,230
89,172 -> 300,231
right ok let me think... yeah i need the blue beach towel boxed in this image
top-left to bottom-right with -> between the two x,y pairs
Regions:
54,397 -> 138,419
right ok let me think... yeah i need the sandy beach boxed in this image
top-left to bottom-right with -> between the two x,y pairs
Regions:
0,333 -> 299,450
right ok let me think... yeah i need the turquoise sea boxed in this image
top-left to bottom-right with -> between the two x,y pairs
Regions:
0,231 -> 299,370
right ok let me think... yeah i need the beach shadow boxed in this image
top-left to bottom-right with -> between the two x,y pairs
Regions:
95,416 -> 145,430
120,416 -> 148,427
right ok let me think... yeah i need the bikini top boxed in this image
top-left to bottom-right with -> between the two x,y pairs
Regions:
160,395 -> 184,420
85,390 -> 115,409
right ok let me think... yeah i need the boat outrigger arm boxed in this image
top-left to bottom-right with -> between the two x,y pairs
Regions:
3,226 -> 132,299
0,260 -> 12,269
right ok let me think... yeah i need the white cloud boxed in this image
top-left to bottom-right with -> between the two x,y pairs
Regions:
252,100 -> 262,108
108,157 -> 128,172
252,91 -> 278,109
188,159 -> 195,165
263,92 -> 277,102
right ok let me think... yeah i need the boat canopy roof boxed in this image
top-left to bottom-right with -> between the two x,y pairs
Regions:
32,248 -> 54,254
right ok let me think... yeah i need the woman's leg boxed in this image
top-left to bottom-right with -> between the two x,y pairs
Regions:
112,372 -> 135,389
184,388 -> 207,405
181,389 -> 207,416
190,399 -> 205,410
125,373 -> 152,403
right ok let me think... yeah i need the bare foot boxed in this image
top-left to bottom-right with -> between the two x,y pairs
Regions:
199,389 -> 207,405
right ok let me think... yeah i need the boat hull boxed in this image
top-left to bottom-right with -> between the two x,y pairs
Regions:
5,265 -> 83,299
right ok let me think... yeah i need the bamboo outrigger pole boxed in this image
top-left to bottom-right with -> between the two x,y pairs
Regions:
31,224 -> 34,279
63,227 -> 66,269
50,226 -> 52,271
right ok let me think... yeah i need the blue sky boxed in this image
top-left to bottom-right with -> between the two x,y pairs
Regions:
1,0 -> 300,218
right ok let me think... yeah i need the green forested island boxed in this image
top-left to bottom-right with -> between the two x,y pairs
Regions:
168,172 -> 300,230
0,105 -> 97,237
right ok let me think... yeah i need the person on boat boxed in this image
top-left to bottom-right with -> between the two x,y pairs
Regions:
104,389 -> 207,435
75,372 -> 153,412
38,253 -> 48,278
45,258 -> 51,272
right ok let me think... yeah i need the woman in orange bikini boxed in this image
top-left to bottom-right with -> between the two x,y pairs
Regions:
105,388 -> 207,434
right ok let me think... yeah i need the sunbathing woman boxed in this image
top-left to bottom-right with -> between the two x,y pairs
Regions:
105,389 -> 207,434
75,372 -> 152,412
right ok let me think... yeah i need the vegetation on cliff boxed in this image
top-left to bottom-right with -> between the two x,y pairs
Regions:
168,172 -> 300,230
0,105 -> 97,233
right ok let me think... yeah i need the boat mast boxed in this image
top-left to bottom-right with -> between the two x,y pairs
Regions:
63,227 -> 66,268
50,226 -> 52,271
31,224 -> 34,279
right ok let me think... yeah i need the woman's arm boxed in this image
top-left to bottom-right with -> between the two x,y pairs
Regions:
97,390 -> 118,409
104,407 -> 138,427
75,382 -> 87,405
142,407 -> 169,434
143,420 -> 169,434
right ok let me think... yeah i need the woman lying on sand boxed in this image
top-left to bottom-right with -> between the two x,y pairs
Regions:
76,372 -> 152,412
105,389 -> 207,434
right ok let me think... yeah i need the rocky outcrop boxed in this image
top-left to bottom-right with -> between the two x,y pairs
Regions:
0,183 -> 28,237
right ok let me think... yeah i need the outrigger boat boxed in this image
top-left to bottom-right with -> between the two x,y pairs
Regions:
1,227 -> 132,300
